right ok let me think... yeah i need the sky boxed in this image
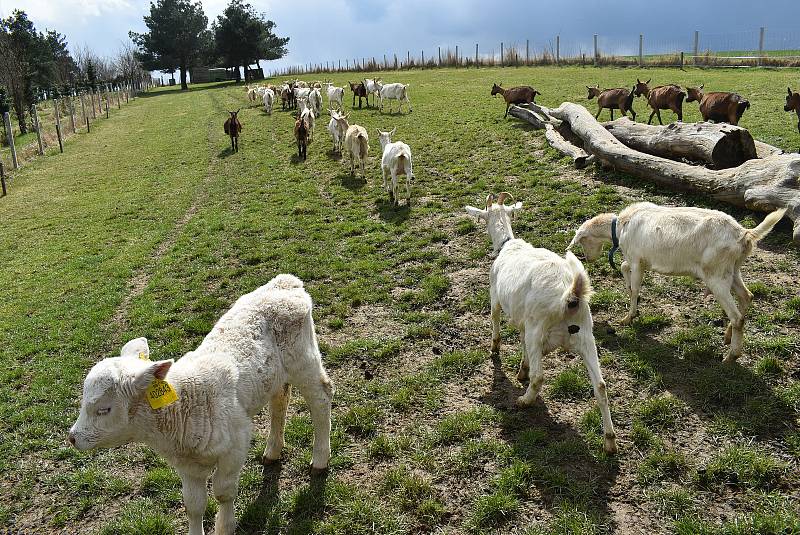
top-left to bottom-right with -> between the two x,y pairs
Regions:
2,0 -> 798,77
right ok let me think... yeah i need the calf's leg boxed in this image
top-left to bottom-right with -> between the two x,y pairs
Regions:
213,443 -> 248,535
263,384 -> 291,463
178,469 -> 211,535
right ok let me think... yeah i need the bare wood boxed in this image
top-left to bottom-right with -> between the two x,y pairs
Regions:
602,118 -> 756,169
754,139 -> 784,159
547,102 -> 800,240
32,106 -> 44,155
544,124 -> 592,168
3,112 -> 18,169
508,104 -> 551,129
0,161 -> 6,196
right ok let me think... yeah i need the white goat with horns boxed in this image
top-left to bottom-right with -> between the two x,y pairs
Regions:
465,192 -> 618,454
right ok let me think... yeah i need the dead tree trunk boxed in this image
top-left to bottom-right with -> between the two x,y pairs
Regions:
602,118 -> 757,169
545,102 -> 800,240
508,104 -> 594,168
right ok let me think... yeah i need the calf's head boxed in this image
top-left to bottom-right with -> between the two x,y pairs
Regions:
464,192 -> 523,252
69,337 -> 173,450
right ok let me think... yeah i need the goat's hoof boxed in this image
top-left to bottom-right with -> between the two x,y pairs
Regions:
516,369 -> 529,383
310,464 -> 329,476
722,352 -> 740,364
262,454 -> 281,465
619,316 -> 634,326
603,436 -> 618,455
515,395 -> 534,408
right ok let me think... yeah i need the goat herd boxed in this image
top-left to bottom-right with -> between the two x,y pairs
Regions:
67,75 -> 796,535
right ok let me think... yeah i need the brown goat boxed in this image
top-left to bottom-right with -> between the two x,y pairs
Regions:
586,85 -> 636,121
294,115 -> 308,160
685,85 -> 750,126
490,83 -> 541,118
349,81 -> 367,109
633,79 -> 686,124
785,87 -> 800,134
223,109 -> 242,153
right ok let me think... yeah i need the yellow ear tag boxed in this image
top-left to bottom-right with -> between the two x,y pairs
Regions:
146,379 -> 179,409
137,352 -> 179,409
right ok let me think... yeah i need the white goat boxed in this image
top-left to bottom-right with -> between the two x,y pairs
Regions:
344,123 -> 369,177
308,87 -> 323,117
325,83 -> 345,109
262,88 -> 275,115
568,202 -> 786,362
363,78 -> 382,106
294,86 -> 311,102
465,192 -> 618,454
327,109 -> 348,153
68,274 -> 334,535
379,83 -> 412,113
376,127 -> 413,205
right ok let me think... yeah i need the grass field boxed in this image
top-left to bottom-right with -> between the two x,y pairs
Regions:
0,65 -> 799,534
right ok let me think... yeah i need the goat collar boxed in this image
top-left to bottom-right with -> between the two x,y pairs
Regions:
498,236 -> 513,252
608,216 -> 620,269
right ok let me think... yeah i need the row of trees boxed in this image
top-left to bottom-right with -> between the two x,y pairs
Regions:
130,0 -> 288,90
0,10 -> 151,136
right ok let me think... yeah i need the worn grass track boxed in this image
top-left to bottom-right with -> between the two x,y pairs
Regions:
0,66 -> 798,534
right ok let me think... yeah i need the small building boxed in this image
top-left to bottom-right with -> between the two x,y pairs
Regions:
190,67 -> 236,83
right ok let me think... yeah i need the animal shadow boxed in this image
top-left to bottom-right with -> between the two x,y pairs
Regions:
339,172 -> 365,190
376,197 -> 411,223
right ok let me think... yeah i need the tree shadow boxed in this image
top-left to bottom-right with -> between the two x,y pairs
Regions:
375,198 -> 411,224
595,320 -> 797,440
137,81 -> 239,99
480,351 -> 620,531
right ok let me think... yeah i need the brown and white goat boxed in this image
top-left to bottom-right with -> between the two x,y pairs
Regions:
633,79 -> 686,124
586,85 -> 636,121
294,115 -> 308,160
223,109 -> 242,153
490,83 -> 541,118
685,85 -> 750,125
785,87 -> 800,134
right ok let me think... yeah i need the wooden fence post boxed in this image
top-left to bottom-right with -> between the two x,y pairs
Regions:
758,27 -> 765,66
0,161 -> 6,196
91,90 -> 97,119
67,96 -> 76,133
456,45 -> 459,65
526,39 -> 530,64
32,105 -> 44,155
639,34 -> 643,67
54,98 -> 63,153
475,43 -> 479,66
105,98 -> 109,119
117,91 -> 121,109
556,35 -> 560,64
3,112 -> 18,170
693,30 -> 699,65
501,42 -> 504,65
438,46 -> 441,66
593,34 -> 598,65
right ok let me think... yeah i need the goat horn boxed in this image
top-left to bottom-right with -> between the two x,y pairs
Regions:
486,193 -> 497,208
497,192 -> 515,205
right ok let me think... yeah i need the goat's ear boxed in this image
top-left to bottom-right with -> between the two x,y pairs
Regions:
464,205 -> 487,221
789,87 -> 793,96
120,337 -> 149,359
646,78 -> 651,84
637,78 -> 641,83
390,127 -> 396,136
375,128 -> 382,136
132,360 -> 174,392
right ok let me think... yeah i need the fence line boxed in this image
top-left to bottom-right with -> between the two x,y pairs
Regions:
267,27 -> 800,78
0,80 -> 156,192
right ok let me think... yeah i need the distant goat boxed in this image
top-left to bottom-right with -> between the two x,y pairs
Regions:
262,88 -> 275,115
685,85 -> 750,125
785,87 -> 800,134
325,84 -> 345,109
223,109 -> 242,153
348,81 -> 367,108
586,85 -> 636,121
344,123 -> 369,177
327,109 -> 348,154
490,83 -> 541,118
568,202 -> 785,362
298,98 -> 316,142
363,78 -> 382,106
464,192 -> 618,454
378,83 -> 412,114
376,127 -> 413,205
308,87 -> 323,117
633,79 -> 686,124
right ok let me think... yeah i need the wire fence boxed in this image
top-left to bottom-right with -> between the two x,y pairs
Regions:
268,26 -> 800,78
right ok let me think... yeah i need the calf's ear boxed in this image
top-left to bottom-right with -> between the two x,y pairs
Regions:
132,360 -> 174,391
120,337 -> 149,359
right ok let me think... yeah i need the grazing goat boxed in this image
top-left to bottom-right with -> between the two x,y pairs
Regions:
785,87 -> 800,134
464,193 -> 617,454
568,202 -> 786,362
363,78 -> 382,107
379,83 -> 413,114
349,81 -> 368,108
490,83 -> 541,118
325,83 -> 345,109
685,85 -> 750,125
376,127 -> 413,205
327,109 -> 348,153
295,115 -> 309,160
223,109 -> 242,153
633,79 -> 686,124
262,88 -> 275,115
69,274 -> 334,535
344,123 -> 369,177
586,85 -> 636,121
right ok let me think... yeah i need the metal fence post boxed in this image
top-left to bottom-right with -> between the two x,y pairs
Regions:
501,42 -> 504,65
4,112 -> 18,169
526,39 -> 529,64
476,43 -> 479,66
438,46 -> 441,66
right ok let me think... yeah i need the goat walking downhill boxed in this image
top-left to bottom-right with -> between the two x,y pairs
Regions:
569,202 -> 786,362
68,274 -> 334,535
465,193 -> 618,454
223,109 -> 242,153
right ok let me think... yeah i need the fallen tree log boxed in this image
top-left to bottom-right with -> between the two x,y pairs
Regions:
754,140 -> 784,159
544,124 -> 593,169
508,104 -> 552,129
546,102 -> 800,240
602,118 -> 756,169
509,104 -> 593,168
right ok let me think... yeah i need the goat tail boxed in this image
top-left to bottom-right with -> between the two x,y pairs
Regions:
746,208 -> 786,244
358,133 -> 369,160
562,251 -> 593,313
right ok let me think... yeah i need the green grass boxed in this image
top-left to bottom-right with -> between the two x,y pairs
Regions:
1,66 -> 798,533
